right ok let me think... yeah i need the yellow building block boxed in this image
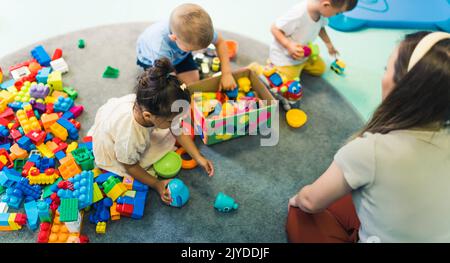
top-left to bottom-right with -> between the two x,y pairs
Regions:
45,96 -> 57,104
6,86 -> 17,93
92,182 -> 104,203
0,90 -> 16,104
96,222 -> 106,234
27,169 -> 59,185
106,183 -> 127,201
92,168 -> 102,178
66,142 -> 78,153
47,71 -> 62,91
36,143 -> 54,158
50,122 -> 68,141
8,213 -> 21,230
16,108 -> 42,134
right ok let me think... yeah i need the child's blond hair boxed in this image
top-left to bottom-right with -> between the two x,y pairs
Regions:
170,3 -> 214,50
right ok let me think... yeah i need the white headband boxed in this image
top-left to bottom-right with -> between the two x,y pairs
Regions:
407,32 -> 450,72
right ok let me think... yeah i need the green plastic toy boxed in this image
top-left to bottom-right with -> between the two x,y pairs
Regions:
154,151 -> 182,178
78,39 -> 85,49
103,66 -> 120,78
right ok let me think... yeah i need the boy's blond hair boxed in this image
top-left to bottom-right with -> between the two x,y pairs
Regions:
170,3 -> 214,50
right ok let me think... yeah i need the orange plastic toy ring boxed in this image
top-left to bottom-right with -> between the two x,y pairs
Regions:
175,147 -> 198,170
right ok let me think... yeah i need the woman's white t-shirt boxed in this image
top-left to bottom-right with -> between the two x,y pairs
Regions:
335,127 -> 450,242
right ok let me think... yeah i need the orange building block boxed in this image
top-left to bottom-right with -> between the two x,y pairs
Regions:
58,156 -> 81,180
52,90 -> 68,99
9,143 -> 28,160
48,212 -> 79,243
41,113 -> 59,132
110,202 -> 121,221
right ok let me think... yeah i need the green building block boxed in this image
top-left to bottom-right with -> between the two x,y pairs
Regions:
42,178 -> 63,199
0,185 -> 5,195
71,147 -> 95,171
63,87 -> 78,100
78,39 -> 85,49
14,159 -> 28,171
103,66 -> 120,78
102,176 -> 121,194
59,198 -> 79,222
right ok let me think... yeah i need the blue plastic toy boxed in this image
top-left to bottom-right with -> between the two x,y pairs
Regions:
167,179 -> 190,208
225,87 -> 239,100
329,0 -> 450,32
214,192 -> 239,213
31,45 -> 51,67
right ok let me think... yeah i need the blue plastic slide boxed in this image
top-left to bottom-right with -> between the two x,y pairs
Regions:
329,0 -> 450,32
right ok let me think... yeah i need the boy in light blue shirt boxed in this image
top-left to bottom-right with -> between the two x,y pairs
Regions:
137,3 -> 236,90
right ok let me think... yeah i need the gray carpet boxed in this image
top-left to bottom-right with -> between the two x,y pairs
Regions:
0,22 -> 363,243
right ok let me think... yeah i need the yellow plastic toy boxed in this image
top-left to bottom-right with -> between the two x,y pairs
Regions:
286,109 -> 308,128
96,222 -> 106,234
238,77 -> 252,93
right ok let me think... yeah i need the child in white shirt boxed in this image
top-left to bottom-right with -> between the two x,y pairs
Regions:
88,58 -> 214,205
269,0 -> 357,80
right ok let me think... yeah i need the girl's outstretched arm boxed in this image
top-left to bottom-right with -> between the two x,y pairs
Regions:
175,134 -> 214,177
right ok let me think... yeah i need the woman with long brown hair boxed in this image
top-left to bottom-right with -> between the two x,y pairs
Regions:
287,31 -> 450,243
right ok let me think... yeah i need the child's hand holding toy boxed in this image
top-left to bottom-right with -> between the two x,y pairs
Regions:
287,41 -> 305,60
157,179 -> 173,205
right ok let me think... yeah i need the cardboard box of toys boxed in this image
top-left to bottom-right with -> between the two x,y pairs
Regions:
187,68 -> 277,145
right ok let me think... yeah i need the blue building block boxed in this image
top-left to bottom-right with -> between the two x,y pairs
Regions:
269,73 -> 283,87
68,171 -> 94,209
0,213 -> 10,226
2,187 -> 24,209
56,118 -> 78,140
1,79 -> 15,90
37,200 -> 52,222
132,179 -> 149,192
44,133 -> 53,143
95,172 -> 118,185
17,136 -> 33,152
53,97 -> 74,113
89,197 -> 113,224
16,177 -> 42,200
24,200 -> 39,231
225,88 -> 238,100
28,152 -> 41,164
61,111 -> 74,120
31,45 -> 51,67
0,125 -> 9,137
8,101 -> 23,112
0,143 -> 11,151
0,170 -> 21,188
84,141 -> 93,151
2,167 -> 22,178
38,157 -> 55,172
36,67 -> 52,84
54,151 -> 66,161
